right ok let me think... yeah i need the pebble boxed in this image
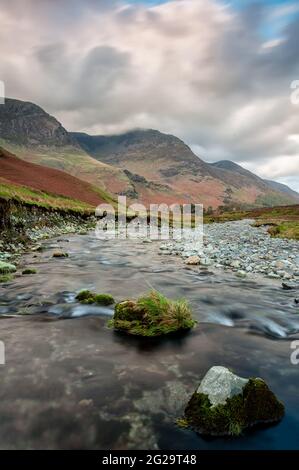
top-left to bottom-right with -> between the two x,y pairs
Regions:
185,256 -> 201,265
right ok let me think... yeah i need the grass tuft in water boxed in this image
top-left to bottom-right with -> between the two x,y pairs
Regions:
110,290 -> 196,337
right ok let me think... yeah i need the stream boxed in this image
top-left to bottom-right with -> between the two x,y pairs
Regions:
0,231 -> 298,449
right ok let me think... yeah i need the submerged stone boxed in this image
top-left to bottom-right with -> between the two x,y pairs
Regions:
282,282 -> 298,290
22,268 -> 37,275
184,366 -> 284,436
53,251 -> 69,258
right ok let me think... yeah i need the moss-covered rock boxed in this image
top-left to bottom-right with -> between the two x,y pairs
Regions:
110,290 -> 196,337
22,268 -> 37,275
184,366 -> 284,436
76,290 -> 115,306
76,290 -> 93,302
0,261 -> 16,274
94,294 -> 115,305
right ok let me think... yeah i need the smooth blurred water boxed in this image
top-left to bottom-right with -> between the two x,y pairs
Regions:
0,232 -> 298,449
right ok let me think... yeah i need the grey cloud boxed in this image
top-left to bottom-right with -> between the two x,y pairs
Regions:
0,0 -> 298,189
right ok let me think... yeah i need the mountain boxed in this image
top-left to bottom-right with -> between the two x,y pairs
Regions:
0,98 -> 134,197
72,129 -> 219,205
72,129 -> 299,208
0,98 -> 77,148
0,147 -> 114,209
212,160 -> 299,204
210,160 -> 259,180
264,180 -> 299,201
1,98 -> 298,209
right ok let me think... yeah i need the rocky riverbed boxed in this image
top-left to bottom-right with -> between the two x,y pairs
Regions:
160,219 -> 299,282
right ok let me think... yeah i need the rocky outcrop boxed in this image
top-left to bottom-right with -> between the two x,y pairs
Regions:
0,98 -> 78,148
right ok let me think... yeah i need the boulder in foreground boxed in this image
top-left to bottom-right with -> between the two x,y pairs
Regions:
110,290 -> 196,337
184,366 -> 284,436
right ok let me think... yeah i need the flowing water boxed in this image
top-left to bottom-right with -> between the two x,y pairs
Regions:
0,232 -> 298,449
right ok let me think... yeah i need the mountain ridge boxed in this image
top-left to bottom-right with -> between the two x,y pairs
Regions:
0,97 -> 298,209
212,160 -> 299,202
0,98 -> 135,198
71,129 -> 299,207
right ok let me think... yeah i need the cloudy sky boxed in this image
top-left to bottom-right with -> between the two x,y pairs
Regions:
0,0 -> 299,190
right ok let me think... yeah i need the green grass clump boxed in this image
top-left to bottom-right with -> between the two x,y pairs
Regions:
76,290 -> 115,306
184,378 -> 284,437
22,268 -> 37,275
0,261 -> 16,274
0,274 -> 13,283
110,290 -> 196,337
268,221 -> 299,240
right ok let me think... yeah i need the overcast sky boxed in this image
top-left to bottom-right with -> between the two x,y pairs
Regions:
0,0 -> 299,190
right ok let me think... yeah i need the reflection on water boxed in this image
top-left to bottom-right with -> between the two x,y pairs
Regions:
0,233 -> 298,449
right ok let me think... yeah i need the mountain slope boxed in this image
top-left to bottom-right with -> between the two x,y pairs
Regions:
72,129 -> 299,208
72,129 -> 222,205
0,147 -> 114,209
212,160 -> 299,204
264,180 -> 299,201
0,98 -> 133,197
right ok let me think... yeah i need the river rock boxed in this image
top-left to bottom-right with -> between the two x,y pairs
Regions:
268,272 -> 280,279
199,257 -> 212,266
282,282 -> 298,290
185,256 -> 201,265
230,260 -> 241,268
0,261 -> 17,274
236,270 -> 247,278
196,366 -> 248,406
52,251 -> 69,258
184,366 -> 285,436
